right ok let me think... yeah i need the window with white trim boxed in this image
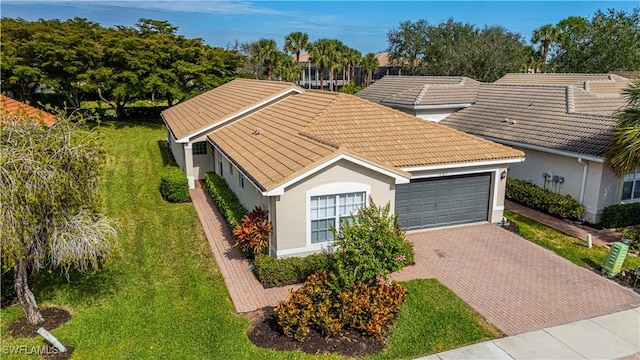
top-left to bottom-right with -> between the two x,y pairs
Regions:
622,167 -> 640,200
192,141 -> 207,155
310,192 -> 365,244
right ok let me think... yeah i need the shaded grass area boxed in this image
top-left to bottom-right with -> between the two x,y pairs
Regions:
1,122 -> 498,359
506,210 -> 640,270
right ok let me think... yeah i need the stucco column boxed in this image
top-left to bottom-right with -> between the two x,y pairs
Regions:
184,143 -> 195,189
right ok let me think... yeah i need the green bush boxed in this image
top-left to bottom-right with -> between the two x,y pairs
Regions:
1,270 -> 15,302
203,172 -> 247,228
329,198 -> 414,292
253,253 -> 332,287
600,203 -> 640,228
338,81 -> 365,94
506,178 -> 584,220
159,166 -> 189,202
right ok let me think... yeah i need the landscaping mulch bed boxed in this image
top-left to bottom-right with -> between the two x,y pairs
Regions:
7,306 -> 72,338
246,308 -> 387,357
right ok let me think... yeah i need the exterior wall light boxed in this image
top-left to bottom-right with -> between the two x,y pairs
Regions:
501,170 -> 507,180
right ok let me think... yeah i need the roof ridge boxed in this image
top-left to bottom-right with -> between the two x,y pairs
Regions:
572,86 -> 624,98
502,72 -> 614,77
483,83 -> 570,89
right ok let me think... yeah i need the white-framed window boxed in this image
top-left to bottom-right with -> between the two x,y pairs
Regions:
310,192 -> 365,244
622,167 -> 640,200
192,141 -> 207,155
239,173 -> 245,189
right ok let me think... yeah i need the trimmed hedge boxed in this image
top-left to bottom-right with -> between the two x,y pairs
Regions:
203,172 -> 247,228
600,203 -> 640,228
253,253 -> 332,287
506,178 -> 584,220
160,166 -> 189,202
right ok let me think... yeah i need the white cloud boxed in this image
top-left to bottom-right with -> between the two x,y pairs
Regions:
4,0 -> 283,15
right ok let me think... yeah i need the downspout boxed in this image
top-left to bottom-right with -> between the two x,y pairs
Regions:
578,158 -> 588,203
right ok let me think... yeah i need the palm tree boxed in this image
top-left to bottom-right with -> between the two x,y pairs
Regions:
361,53 -> 379,87
605,79 -> 640,176
328,40 -> 344,91
273,54 -> 303,83
531,24 -> 559,72
284,32 -> 309,84
347,48 -> 362,83
309,39 -> 333,90
251,38 -> 279,80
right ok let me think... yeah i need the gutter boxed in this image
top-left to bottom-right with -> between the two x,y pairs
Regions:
577,158 -> 588,204
381,102 -> 472,111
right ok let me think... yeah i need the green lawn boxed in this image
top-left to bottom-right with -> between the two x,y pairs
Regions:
1,122 -> 499,359
506,210 -> 640,270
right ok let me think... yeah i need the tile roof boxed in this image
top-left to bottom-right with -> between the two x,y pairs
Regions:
206,83 -> 524,191
0,95 -> 57,126
356,76 -> 480,106
440,83 -> 620,158
609,71 -> 640,80
161,78 -> 301,140
496,73 -> 631,95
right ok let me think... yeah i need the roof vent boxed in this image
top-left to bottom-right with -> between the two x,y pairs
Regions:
252,127 -> 263,135
504,118 -> 517,125
197,108 -> 203,115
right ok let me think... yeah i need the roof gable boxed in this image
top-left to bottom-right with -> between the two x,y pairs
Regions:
0,95 -> 57,126
356,76 -> 479,106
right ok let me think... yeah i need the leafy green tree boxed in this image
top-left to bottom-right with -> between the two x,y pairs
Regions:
361,53 -> 380,86
531,24 -> 559,72
284,31 -> 309,84
273,53 -> 303,82
0,113 -> 117,324
552,9 -> 640,73
605,79 -> 640,176
0,18 -> 43,102
386,19 -> 429,75
249,38 -> 280,80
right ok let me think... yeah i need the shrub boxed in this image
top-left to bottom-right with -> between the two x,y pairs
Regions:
203,172 -> 247,228
273,269 -> 407,341
329,198 -> 414,291
159,166 -> 189,202
338,81 -> 365,95
620,229 -> 640,253
253,253 -> 332,287
506,178 -> 584,220
601,203 -> 640,228
233,206 -> 272,257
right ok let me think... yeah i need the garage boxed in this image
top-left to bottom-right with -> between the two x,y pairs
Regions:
395,173 -> 491,230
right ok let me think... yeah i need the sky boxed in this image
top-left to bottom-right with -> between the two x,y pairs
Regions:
1,1 -> 638,54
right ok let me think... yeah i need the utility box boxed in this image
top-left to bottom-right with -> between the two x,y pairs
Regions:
603,242 -> 629,277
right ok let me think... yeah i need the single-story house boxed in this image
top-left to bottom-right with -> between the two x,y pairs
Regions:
0,95 -> 57,126
162,78 -> 524,257
357,73 -> 634,223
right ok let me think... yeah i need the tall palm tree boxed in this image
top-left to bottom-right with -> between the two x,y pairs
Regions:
251,38 -> 279,80
328,40 -> 344,91
531,24 -> 559,72
284,32 -> 309,85
273,54 -> 303,83
309,39 -> 333,90
347,48 -> 362,83
361,53 -> 379,87
605,79 -> 640,176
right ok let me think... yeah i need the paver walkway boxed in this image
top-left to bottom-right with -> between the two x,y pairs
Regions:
395,224 -> 640,335
505,200 -> 619,246
190,187 -> 299,313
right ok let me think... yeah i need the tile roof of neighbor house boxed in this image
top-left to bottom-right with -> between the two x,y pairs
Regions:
206,82 -> 524,191
0,95 -> 57,126
496,73 -> 631,95
609,71 -> 640,80
440,83 -> 625,158
355,76 -> 480,106
161,79 -> 301,140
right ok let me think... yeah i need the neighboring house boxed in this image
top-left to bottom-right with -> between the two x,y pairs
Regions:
0,95 -> 57,126
358,73 -> 634,223
356,76 -> 480,122
162,78 -> 524,257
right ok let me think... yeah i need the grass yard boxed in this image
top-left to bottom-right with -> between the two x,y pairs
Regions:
506,210 -> 640,270
1,122 -> 498,359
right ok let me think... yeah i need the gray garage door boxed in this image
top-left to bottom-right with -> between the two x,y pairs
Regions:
395,173 -> 491,230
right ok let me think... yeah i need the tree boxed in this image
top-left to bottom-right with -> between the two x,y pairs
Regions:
552,9 -> 640,73
361,53 -> 379,86
309,39 -> 334,90
284,31 -> 309,84
605,79 -> 640,176
0,113 -> 117,324
386,20 -> 429,75
531,24 -> 559,72
273,53 -> 303,82
249,38 -> 280,80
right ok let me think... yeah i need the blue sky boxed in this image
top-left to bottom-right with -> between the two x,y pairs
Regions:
2,1 -> 638,54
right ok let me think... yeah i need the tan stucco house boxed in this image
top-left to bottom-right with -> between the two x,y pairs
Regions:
358,73 -> 635,223
162,78 -> 524,257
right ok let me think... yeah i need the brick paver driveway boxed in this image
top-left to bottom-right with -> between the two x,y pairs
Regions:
393,223 -> 640,336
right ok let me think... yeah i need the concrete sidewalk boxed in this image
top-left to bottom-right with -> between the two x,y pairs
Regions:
419,307 -> 640,360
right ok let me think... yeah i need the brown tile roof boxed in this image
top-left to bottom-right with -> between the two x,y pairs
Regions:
609,71 -> 640,80
0,95 -> 57,126
496,73 -> 631,95
207,86 -> 524,191
161,78 -> 301,140
356,76 -> 480,106
440,83 -> 619,158
376,52 -> 390,67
